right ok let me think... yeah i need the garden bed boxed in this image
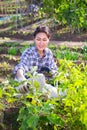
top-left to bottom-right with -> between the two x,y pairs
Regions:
0,41 -> 87,82
0,57 -> 87,130
0,41 -> 87,129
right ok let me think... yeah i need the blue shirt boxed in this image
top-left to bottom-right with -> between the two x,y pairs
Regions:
14,46 -> 57,77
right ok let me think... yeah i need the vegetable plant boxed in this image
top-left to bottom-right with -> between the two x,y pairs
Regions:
8,47 -> 18,55
0,60 -> 87,129
81,45 -> 87,54
55,49 -> 80,60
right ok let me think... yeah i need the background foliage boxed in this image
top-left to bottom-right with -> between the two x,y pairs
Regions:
41,0 -> 87,32
0,0 -> 87,33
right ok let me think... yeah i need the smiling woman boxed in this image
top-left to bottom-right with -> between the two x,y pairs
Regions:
14,26 -> 58,98
34,30 -> 50,57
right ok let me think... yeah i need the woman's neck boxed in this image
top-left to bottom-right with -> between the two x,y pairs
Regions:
38,50 -> 44,58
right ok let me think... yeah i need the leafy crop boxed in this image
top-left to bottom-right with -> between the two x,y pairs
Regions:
81,45 -> 87,54
0,60 -> 87,129
8,47 -> 18,55
54,49 -> 80,60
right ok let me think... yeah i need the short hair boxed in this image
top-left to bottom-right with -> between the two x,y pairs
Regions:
34,26 -> 50,38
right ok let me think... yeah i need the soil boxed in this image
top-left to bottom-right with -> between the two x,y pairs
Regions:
0,29 -> 87,42
0,20 -> 87,42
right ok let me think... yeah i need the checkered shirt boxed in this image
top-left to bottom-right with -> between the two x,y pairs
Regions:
14,46 -> 57,75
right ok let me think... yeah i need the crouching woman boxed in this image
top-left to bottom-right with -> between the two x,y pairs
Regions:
14,26 -> 58,98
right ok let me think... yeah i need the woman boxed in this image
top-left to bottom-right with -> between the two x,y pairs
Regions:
14,26 -> 58,98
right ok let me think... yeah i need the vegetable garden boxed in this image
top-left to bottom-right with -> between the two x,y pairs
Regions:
0,0 -> 87,130
0,40 -> 87,130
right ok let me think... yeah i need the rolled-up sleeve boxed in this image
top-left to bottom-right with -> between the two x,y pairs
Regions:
13,49 -> 29,74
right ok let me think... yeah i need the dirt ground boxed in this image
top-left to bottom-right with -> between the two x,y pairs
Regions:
0,29 -> 87,42
0,18 -> 87,42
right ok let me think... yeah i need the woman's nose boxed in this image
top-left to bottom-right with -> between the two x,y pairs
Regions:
39,40 -> 44,44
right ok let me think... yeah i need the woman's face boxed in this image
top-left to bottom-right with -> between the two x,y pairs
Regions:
34,32 -> 49,52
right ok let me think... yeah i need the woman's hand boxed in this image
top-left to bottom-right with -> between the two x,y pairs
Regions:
40,66 -> 53,77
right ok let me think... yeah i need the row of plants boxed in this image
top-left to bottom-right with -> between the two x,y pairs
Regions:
0,44 -> 31,55
0,60 -> 87,130
1,42 -> 87,60
1,42 -> 87,79
0,42 -> 87,129
50,44 -> 87,61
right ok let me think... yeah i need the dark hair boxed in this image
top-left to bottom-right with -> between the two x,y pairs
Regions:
34,26 -> 50,38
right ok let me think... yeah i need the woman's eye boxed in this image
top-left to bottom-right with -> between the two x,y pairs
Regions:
36,38 -> 47,41
43,39 -> 47,41
36,39 -> 41,41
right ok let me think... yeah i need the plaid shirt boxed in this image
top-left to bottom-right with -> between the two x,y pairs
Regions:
14,46 -> 57,76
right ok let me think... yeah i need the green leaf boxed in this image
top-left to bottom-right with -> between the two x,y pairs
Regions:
34,80 -> 40,89
27,115 -> 39,128
0,88 -> 3,98
47,114 -> 64,126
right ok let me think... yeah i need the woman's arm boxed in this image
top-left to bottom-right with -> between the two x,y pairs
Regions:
14,48 -> 29,80
16,69 -> 26,81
